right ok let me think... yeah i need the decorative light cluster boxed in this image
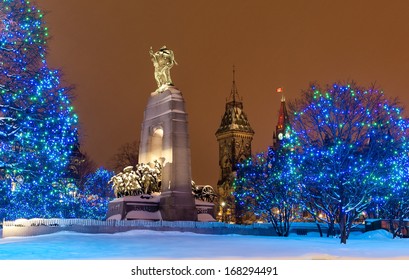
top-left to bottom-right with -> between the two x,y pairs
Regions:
295,82 -> 409,240
0,0 -> 102,219
234,136 -> 300,236
234,81 -> 409,240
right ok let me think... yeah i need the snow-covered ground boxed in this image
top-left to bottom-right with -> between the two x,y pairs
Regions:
1,228 -> 408,260
1,229 -> 408,279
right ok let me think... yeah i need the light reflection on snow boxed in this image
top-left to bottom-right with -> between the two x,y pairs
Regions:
0,229 -> 408,260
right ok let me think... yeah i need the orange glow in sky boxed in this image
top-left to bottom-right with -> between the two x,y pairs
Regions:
38,0 -> 409,185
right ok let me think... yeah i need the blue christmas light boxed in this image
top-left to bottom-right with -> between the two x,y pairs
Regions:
0,0 -> 82,219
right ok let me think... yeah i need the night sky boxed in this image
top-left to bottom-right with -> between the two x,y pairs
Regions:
37,0 -> 409,185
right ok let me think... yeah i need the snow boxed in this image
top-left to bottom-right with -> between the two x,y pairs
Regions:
125,210 -> 162,220
197,213 -> 216,222
0,228 -> 408,260
1,228 -> 408,279
106,214 -> 121,220
114,194 -> 161,203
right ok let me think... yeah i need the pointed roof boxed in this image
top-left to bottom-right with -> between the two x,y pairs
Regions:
272,94 -> 291,149
276,95 -> 290,131
229,65 -> 240,103
216,67 -> 254,135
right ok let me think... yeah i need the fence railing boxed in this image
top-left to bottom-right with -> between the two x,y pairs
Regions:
3,218 -> 365,229
3,218 -> 275,229
2,218 -> 364,238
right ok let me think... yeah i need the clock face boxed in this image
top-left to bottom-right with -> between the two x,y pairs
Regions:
278,133 -> 283,140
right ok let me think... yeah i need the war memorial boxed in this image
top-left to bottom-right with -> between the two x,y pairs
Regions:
106,46 -> 214,222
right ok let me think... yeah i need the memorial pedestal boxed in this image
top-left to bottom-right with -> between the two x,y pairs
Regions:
139,86 -> 197,221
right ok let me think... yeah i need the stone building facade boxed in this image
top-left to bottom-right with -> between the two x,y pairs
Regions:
215,70 -> 254,223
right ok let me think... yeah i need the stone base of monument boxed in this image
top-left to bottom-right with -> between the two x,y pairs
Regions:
159,191 -> 198,221
106,194 -> 162,221
106,194 -> 215,222
195,199 -> 216,222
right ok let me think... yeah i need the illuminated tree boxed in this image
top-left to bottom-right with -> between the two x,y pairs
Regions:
0,0 -> 78,217
77,167 -> 114,219
0,181 -> 11,219
291,82 -> 409,243
82,167 -> 114,198
234,144 -> 301,237
375,144 -> 409,238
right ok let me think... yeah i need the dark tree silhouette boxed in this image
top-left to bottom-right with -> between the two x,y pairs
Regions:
110,141 -> 139,173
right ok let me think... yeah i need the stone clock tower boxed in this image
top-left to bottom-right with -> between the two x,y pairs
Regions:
272,95 -> 291,149
215,68 -> 254,223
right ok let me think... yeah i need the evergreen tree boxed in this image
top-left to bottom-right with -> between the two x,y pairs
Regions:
67,135 -> 97,191
0,0 -> 78,218
78,167 -> 114,219
82,167 -> 114,198
0,180 -> 11,219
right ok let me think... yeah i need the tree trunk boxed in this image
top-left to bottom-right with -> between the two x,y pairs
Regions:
284,219 -> 290,237
345,213 -> 354,240
327,218 -> 335,237
316,222 -> 323,237
340,213 -> 347,244
396,217 -> 404,238
389,219 -> 396,238
339,185 -> 347,244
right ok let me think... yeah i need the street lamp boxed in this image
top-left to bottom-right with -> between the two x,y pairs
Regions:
221,201 -> 226,222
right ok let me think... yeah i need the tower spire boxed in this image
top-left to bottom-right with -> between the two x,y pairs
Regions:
272,92 -> 291,149
230,65 -> 240,103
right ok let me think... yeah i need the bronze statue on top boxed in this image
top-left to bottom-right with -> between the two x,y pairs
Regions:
149,46 -> 177,92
